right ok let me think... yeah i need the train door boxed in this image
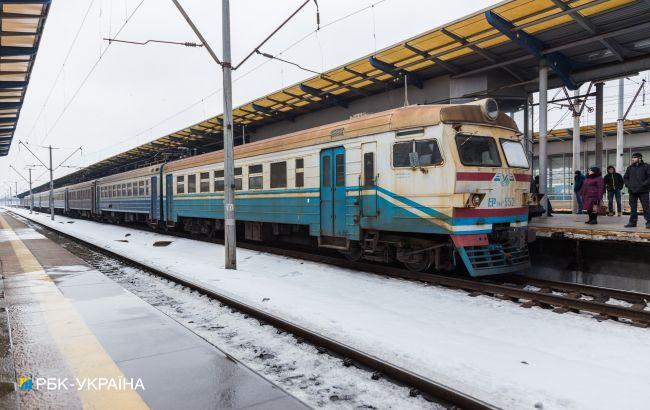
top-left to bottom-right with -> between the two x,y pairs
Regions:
165,174 -> 173,222
150,176 -> 158,220
64,189 -> 69,213
361,142 -> 377,217
320,147 -> 346,237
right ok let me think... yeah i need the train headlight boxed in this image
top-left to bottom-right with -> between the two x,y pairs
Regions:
482,98 -> 499,121
467,193 -> 485,208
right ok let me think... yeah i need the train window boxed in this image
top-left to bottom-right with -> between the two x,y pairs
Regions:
392,141 -> 413,167
393,139 -> 442,168
214,170 -> 224,192
270,162 -> 287,188
146,180 -> 150,196
323,156 -> 330,187
234,167 -> 242,176
455,135 -> 501,167
177,176 -> 185,194
122,184 -> 127,197
200,172 -> 210,193
127,183 -> 133,197
295,158 -> 304,188
139,181 -> 145,196
500,140 -> 529,168
363,152 -> 375,187
249,164 -> 263,190
335,154 -> 345,186
188,174 -> 197,193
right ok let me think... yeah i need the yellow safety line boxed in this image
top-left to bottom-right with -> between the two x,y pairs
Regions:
0,214 -> 149,410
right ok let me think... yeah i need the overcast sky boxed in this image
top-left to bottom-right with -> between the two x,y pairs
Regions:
2,0 -> 649,194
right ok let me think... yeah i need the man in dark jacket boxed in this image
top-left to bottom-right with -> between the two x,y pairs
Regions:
574,170 -> 585,214
604,166 -> 624,216
623,153 -> 650,228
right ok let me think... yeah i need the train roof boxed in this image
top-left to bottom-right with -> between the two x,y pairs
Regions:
166,102 -> 518,172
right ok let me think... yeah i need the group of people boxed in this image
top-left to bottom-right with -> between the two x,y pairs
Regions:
573,152 -> 650,227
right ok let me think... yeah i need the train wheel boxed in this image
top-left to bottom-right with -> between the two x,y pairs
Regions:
340,242 -> 363,262
402,249 -> 433,272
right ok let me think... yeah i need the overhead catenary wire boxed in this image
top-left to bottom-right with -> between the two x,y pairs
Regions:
76,0 -> 393,165
24,0 -> 97,143
39,0 -> 147,145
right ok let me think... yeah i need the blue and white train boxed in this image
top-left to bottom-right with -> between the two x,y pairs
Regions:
25,99 -> 539,275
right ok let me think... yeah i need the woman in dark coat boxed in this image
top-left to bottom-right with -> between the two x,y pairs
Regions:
579,166 -> 605,224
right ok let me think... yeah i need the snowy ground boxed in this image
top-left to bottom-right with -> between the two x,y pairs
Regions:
8,207 -> 650,410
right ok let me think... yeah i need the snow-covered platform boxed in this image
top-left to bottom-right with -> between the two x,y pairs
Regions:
0,210 -> 306,409
529,213 -> 650,243
7,207 -> 650,409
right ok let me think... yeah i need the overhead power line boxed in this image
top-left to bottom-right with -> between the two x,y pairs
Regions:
40,0 -> 147,145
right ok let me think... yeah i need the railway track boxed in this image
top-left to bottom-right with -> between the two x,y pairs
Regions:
9,209 -> 497,410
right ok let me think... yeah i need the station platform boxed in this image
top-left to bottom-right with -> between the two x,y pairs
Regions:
529,213 -> 650,243
0,211 -> 306,409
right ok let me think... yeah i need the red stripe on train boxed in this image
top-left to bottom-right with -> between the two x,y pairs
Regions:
456,172 -> 531,182
453,207 -> 528,217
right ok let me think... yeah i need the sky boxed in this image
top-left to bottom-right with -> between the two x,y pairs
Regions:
2,0 -> 649,195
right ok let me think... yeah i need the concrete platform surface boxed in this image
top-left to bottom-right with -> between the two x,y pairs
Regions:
529,213 -> 650,242
0,211 -> 307,410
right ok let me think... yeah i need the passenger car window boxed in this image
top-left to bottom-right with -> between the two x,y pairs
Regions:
200,172 -> 210,193
501,139 -> 529,168
322,156 -> 330,187
187,175 -> 197,193
455,135 -> 502,167
248,164 -> 263,190
176,175 -> 185,194
295,158 -> 304,188
270,162 -> 287,188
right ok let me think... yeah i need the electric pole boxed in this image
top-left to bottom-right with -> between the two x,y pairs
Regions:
29,168 -> 33,213
49,145 -> 54,220
222,0 -> 236,269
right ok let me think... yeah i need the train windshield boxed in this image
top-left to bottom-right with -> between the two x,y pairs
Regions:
501,139 -> 529,168
455,134 -> 501,167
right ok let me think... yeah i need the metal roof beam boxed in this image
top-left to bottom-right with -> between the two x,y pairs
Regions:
485,10 -> 578,89
403,43 -> 460,74
369,56 -> 424,89
0,81 -> 27,88
0,47 -> 37,57
439,27 -> 526,82
549,0 -> 625,62
299,84 -> 348,108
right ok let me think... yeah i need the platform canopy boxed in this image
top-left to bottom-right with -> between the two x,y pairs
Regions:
0,0 -> 51,157
25,0 -> 650,193
534,116 -> 650,141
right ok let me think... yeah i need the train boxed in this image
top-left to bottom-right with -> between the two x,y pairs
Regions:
22,99 -> 540,276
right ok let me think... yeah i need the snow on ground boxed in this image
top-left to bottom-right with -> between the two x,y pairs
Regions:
8,207 -> 650,410
0,227 -> 45,242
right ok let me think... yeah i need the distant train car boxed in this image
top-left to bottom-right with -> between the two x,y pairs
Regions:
24,99 -> 538,276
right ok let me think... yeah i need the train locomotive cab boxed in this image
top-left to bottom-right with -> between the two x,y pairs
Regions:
447,99 -> 534,276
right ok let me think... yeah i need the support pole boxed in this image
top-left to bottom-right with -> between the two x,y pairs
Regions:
539,62 -> 549,216
29,168 -> 33,214
595,82 -> 604,170
49,145 -> 54,221
572,89 -> 581,214
222,0 -> 236,270
616,78 -> 625,173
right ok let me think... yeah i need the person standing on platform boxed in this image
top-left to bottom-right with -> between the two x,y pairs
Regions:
574,170 -> 585,214
623,152 -> 650,228
580,167 -> 605,225
604,165 -> 624,216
